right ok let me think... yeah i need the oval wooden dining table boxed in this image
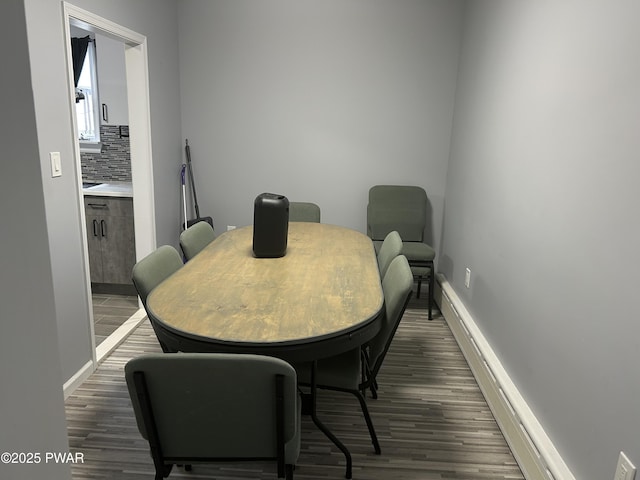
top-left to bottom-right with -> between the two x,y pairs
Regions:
146,222 -> 384,478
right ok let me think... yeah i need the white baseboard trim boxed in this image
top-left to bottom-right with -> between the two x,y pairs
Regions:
63,359 -> 94,399
435,274 -> 575,480
63,308 -> 147,399
96,308 -> 147,364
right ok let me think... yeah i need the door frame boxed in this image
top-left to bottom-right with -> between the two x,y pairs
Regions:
63,2 -> 156,392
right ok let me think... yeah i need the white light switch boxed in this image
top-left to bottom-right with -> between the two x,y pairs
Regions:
50,152 -> 62,177
615,452 -> 636,480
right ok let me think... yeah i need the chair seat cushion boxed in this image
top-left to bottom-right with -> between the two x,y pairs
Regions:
401,242 -> 435,262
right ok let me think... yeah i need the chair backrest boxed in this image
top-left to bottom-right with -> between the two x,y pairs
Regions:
377,231 -> 403,279
125,353 -> 300,470
131,245 -> 183,306
367,255 -> 413,376
289,202 -> 321,223
367,185 -> 427,242
180,221 -> 216,261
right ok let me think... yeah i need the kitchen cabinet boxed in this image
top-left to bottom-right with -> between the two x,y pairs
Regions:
84,195 -> 135,294
95,31 -> 128,126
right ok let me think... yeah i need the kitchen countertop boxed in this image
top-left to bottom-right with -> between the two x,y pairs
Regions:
83,182 -> 133,198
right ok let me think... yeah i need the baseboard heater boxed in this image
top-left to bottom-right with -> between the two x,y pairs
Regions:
434,274 -> 575,480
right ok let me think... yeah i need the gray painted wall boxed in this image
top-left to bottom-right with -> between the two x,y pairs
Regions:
442,2 -> 640,479
8,1 -> 637,478
177,0 -> 462,248
0,2 -> 71,479
2,0 -> 182,474
25,0 -> 93,385
21,0 -> 183,384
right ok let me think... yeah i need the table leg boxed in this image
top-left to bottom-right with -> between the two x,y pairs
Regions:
310,360 -> 352,479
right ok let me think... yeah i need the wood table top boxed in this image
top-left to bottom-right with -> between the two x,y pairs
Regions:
147,223 -> 384,350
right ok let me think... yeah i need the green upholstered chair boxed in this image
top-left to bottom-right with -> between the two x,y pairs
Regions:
125,353 -> 301,480
376,230 -> 403,279
294,255 -> 413,455
131,245 -> 183,352
288,202 -> 321,223
179,220 -> 216,261
367,185 -> 435,319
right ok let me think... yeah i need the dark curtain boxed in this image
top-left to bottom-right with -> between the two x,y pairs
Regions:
71,36 -> 91,87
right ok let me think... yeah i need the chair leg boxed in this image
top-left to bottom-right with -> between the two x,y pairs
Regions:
361,349 -> 378,399
310,362 -> 353,479
412,261 -> 435,320
285,464 -> 294,480
155,465 -> 172,480
366,363 -> 379,399
351,390 -> 381,454
368,378 -> 378,400
428,261 -> 434,320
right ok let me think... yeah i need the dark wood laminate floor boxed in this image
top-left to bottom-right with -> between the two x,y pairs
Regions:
66,291 -> 524,479
92,294 -> 139,346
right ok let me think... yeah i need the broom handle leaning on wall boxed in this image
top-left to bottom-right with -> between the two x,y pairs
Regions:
181,164 -> 187,231
185,139 -> 201,219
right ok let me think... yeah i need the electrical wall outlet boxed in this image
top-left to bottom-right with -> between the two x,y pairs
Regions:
227,225 -> 236,231
464,267 -> 471,288
615,452 -> 636,480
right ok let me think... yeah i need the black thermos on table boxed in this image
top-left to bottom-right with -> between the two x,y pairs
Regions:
253,193 -> 289,258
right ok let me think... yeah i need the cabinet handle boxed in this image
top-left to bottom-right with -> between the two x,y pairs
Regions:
101,219 -> 107,237
87,203 -> 108,209
93,219 -> 99,237
102,103 -> 108,123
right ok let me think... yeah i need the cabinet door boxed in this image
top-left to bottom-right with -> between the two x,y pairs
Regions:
100,214 -> 136,284
85,213 -> 105,283
95,32 -> 128,126
84,196 -> 135,286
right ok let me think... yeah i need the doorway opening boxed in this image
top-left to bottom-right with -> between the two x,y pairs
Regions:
63,3 -> 156,373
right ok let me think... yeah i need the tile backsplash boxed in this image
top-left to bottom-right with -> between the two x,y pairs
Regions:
81,125 -> 131,182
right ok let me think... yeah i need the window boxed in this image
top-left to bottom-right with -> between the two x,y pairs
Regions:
75,40 -> 100,146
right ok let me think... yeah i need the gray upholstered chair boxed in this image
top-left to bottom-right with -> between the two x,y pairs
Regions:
367,185 -> 435,319
131,245 -> 183,352
376,230 -> 402,279
294,255 -> 413,455
289,202 -> 321,222
125,353 -> 301,480
179,220 -> 215,261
